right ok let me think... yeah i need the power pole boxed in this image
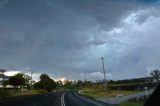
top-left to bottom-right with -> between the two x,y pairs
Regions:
30,70 -> 33,89
101,57 -> 107,92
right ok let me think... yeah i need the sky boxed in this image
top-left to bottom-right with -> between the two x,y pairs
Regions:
0,0 -> 160,81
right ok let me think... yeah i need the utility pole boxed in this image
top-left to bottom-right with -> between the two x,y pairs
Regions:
30,70 -> 33,89
101,57 -> 107,93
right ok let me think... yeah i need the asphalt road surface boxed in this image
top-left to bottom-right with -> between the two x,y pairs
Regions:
0,91 -> 111,106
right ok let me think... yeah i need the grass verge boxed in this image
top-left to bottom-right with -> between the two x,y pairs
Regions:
11,90 -> 41,96
115,101 -> 143,106
80,88 -> 140,98
0,89 -> 49,99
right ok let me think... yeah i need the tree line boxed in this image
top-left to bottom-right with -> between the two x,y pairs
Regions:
1,69 -> 160,92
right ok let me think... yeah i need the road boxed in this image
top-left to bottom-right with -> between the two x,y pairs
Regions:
0,91 -> 111,106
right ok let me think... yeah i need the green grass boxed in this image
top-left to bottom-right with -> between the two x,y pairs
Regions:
115,101 -> 143,106
108,82 -> 151,87
0,89 -> 49,99
11,90 -> 41,96
80,88 -> 140,98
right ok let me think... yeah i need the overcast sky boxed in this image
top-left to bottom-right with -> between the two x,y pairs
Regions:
1,0 -> 160,81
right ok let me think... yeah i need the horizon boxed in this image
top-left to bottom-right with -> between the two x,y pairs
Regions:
3,70 -> 152,82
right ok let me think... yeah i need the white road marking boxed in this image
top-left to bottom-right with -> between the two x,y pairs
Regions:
74,93 -> 103,106
61,93 -> 66,106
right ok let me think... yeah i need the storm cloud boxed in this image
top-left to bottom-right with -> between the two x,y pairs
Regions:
0,0 -> 160,81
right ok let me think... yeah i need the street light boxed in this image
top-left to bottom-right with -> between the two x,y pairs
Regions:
101,57 -> 107,93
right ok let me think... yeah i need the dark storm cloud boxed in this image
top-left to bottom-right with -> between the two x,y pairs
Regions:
0,0 -> 160,80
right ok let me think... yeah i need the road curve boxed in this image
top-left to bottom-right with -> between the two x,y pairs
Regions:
0,91 -> 111,106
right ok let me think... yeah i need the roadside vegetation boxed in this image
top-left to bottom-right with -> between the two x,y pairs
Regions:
0,89 -> 43,99
0,73 -> 55,99
34,74 -> 56,92
113,95 -> 148,106
80,87 -> 140,98
115,101 -> 143,106
11,90 -> 42,96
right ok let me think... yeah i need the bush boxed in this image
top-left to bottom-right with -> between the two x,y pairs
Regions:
37,89 -> 48,93
0,89 -> 11,99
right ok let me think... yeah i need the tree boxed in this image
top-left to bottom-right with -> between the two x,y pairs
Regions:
9,73 -> 31,88
150,69 -> 160,82
83,80 -> 92,88
9,73 -> 25,87
34,74 -> 56,92
2,80 -> 9,86
23,74 -> 31,86
56,80 -> 63,87
63,80 -> 75,89
76,80 -> 83,88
